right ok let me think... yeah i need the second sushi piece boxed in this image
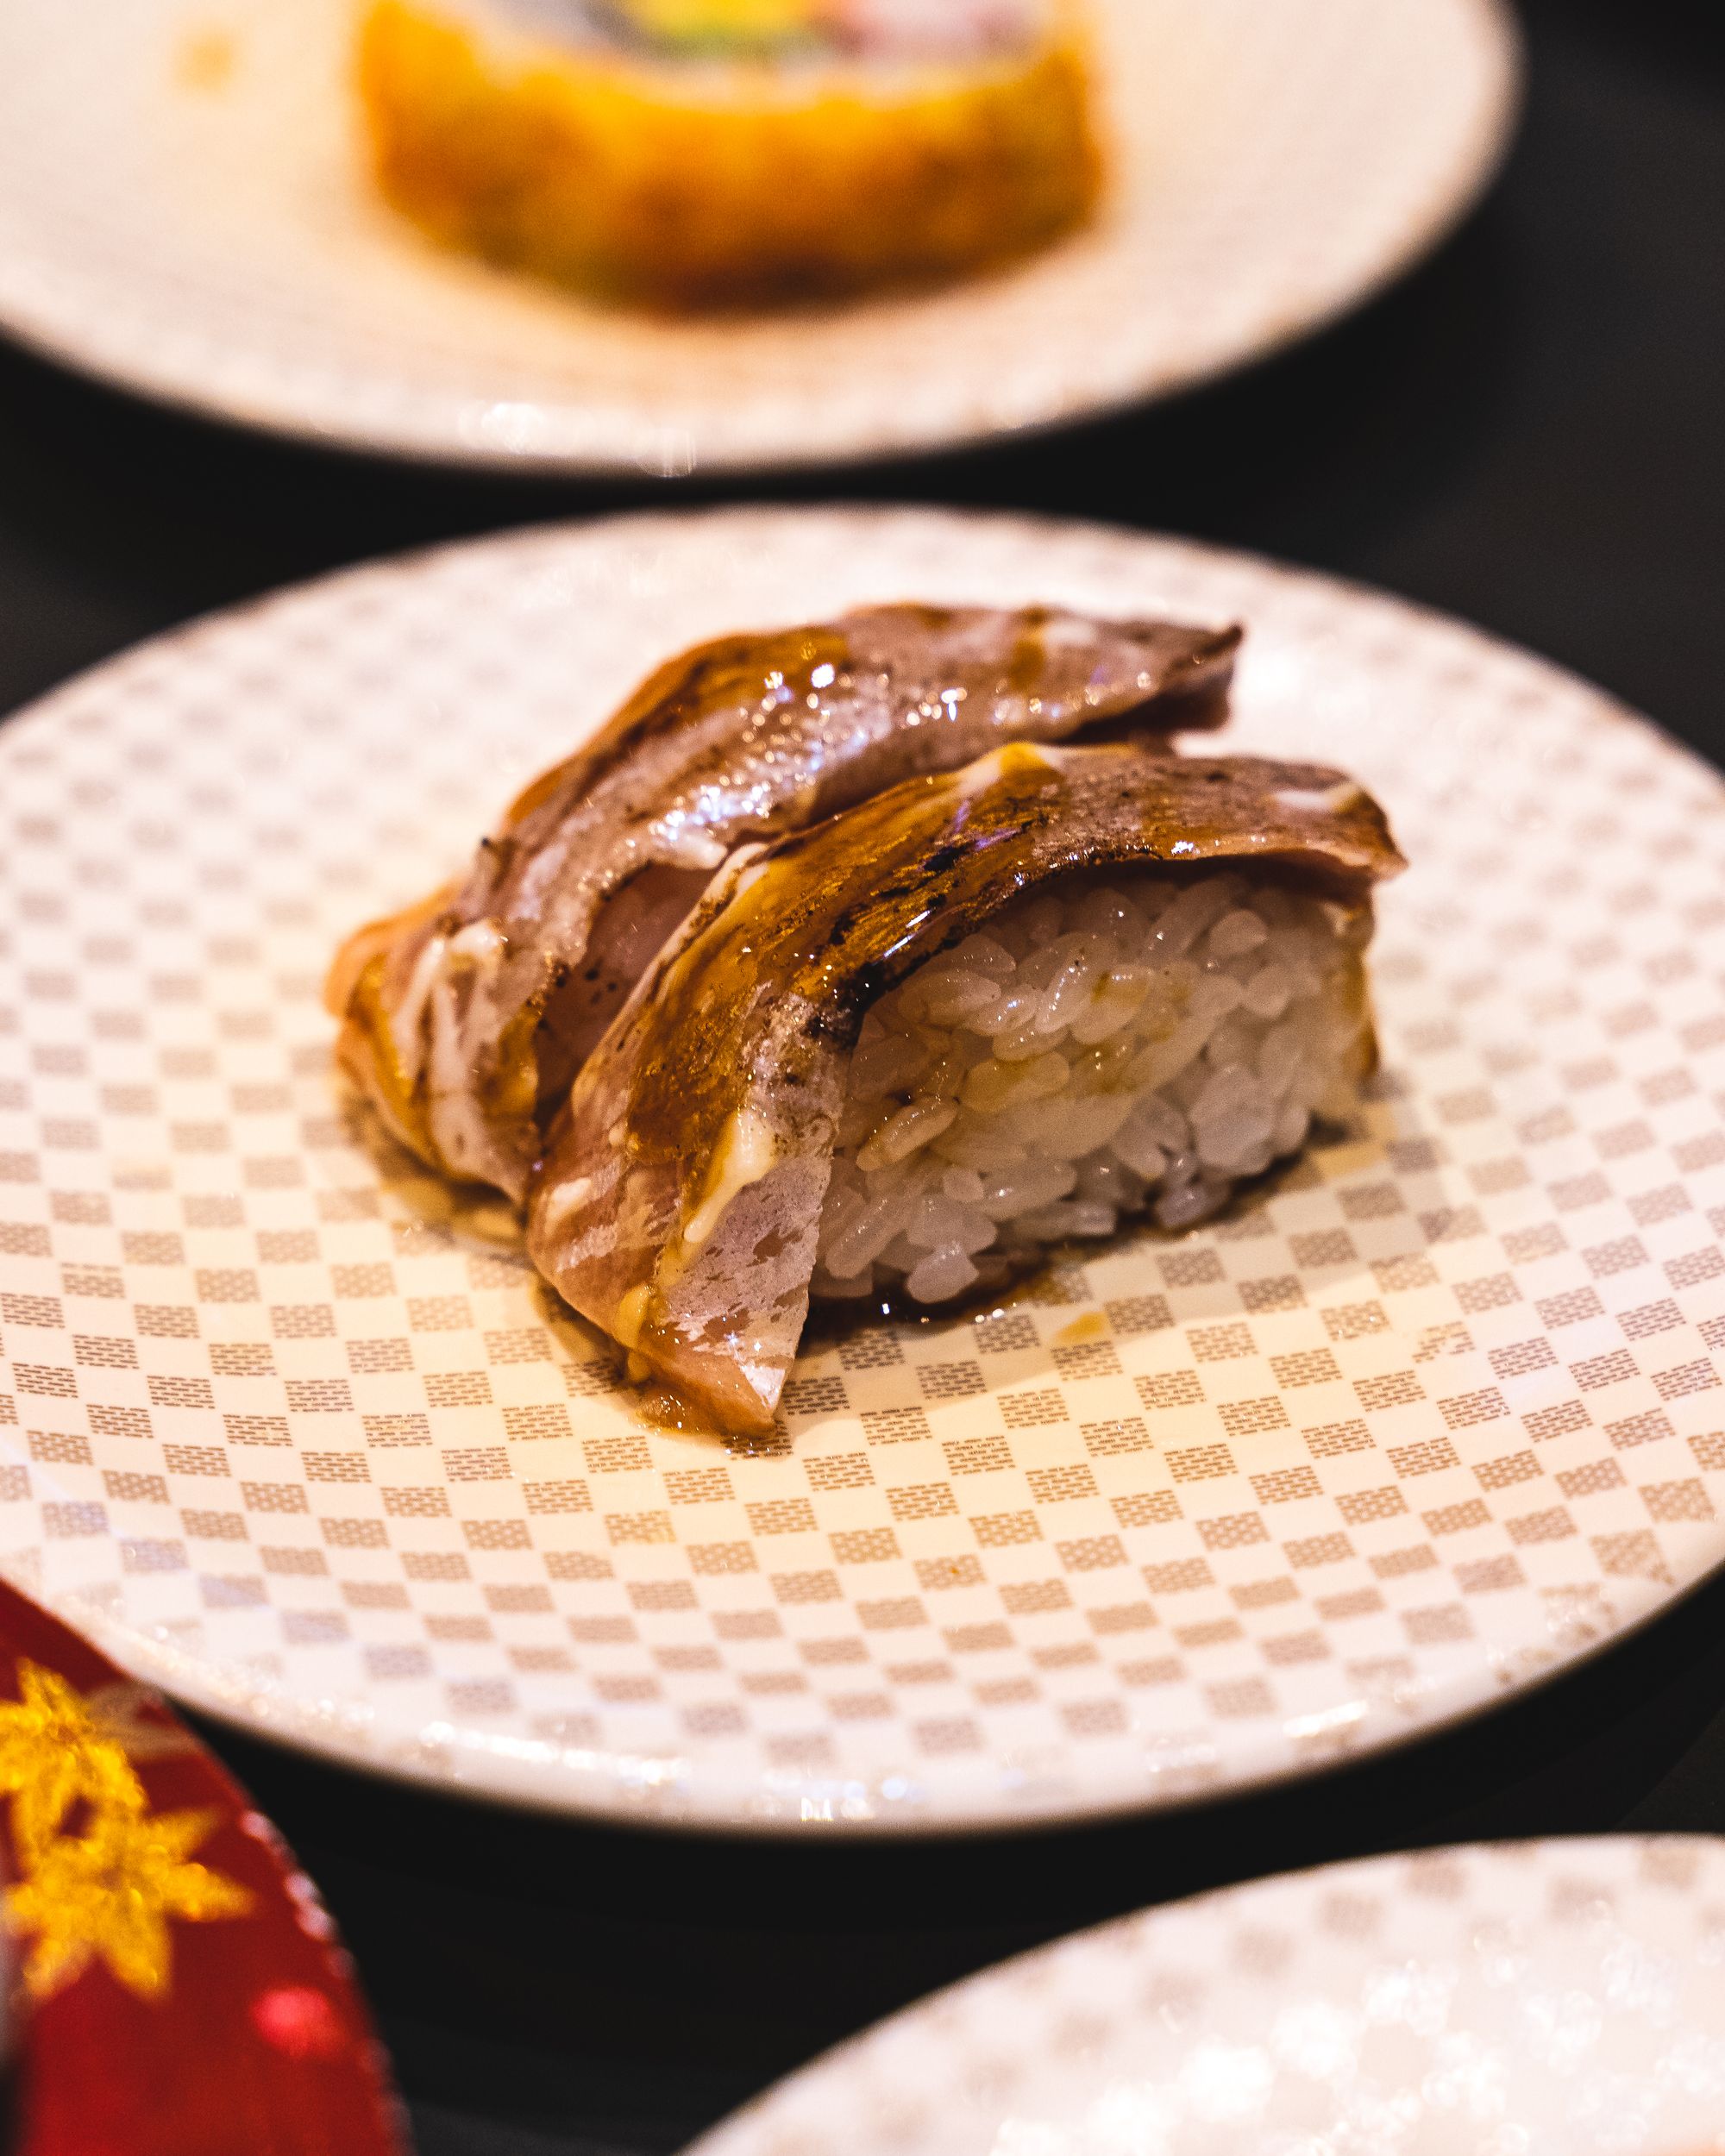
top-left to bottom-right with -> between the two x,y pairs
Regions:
529,743 -> 1404,1434
357,0 -> 1104,310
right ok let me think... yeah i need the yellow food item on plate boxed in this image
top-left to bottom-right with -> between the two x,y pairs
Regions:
355,0 -> 1103,310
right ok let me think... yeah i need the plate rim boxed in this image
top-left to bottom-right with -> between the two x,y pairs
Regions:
6,1510 -> 1722,1839
0,0 -> 1523,474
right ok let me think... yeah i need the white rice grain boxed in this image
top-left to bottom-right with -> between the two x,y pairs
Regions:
813,870 -> 1371,1305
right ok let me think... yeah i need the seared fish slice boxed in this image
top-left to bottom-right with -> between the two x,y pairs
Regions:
327,604 -> 1240,1198
527,743 -> 1405,1436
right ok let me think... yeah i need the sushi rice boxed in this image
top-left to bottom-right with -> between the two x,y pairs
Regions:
812,871 -> 1374,1307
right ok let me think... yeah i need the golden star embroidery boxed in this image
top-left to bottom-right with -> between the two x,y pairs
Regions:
8,1802 -> 254,2002
0,1658 -> 252,2003
0,1660 -> 149,1863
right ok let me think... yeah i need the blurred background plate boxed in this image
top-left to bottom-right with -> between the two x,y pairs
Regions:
687,1835 -> 1725,2156
0,0 -> 1518,474
1,505 -> 1723,1833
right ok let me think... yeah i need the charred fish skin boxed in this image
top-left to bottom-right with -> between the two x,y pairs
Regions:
527,743 -> 1406,1437
328,605 -> 1242,1200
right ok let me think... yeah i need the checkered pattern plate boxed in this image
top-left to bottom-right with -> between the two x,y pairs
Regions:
689,1836 -> 1725,2156
2,506 -> 1723,1833
0,0 -> 1517,473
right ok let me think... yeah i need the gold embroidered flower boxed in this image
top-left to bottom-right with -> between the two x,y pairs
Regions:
8,1801 -> 254,2002
0,1660 -> 148,1863
0,1658 -> 251,2002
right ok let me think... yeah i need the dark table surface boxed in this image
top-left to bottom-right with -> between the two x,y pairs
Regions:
2,3 -> 1723,2151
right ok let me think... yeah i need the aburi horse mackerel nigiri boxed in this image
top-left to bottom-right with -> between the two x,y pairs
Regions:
326,605 -> 1240,1202
527,743 -> 1405,1437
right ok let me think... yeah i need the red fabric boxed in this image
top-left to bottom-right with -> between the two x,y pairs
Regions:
0,1580 -> 409,2156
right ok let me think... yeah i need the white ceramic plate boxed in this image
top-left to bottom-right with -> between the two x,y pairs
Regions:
2,505 -> 1724,1833
688,1837 -> 1725,2156
0,0 -> 1519,473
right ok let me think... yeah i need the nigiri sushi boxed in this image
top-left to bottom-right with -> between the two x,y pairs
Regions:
325,604 -> 1240,1200
526,743 -> 1406,1436
355,0 -> 1103,310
